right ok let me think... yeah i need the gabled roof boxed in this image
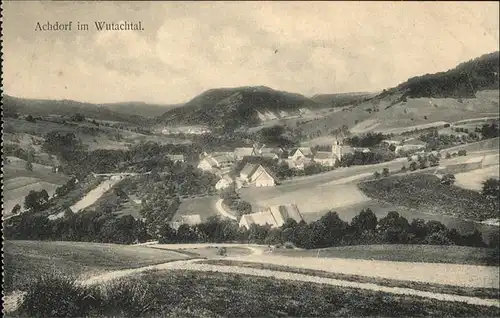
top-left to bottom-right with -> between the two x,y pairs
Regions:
200,157 -> 218,167
239,211 -> 277,228
240,163 -> 259,177
290,147 -> 313,158
240,204 -> 303,228
212,153 -> 234,164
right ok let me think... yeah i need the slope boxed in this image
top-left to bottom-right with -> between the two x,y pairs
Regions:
157,86 -> 328,131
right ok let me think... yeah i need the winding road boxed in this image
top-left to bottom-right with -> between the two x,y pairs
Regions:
4,243 -> 500,314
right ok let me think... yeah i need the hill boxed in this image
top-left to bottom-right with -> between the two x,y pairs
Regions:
3,95 -> 151,125
3,240 -> 192,293
102,101 -> 183,118
388,51 -> 499,100
311,92 -> 377,107
156,86 -> 328,131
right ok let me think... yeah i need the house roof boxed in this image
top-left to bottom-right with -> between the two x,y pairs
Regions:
240,163 -> 259,177
240,211 -> 278,228
212,153 -> 234,164
294,147 -> 313,156
201,157 -> 218,167
167,154 -> 184,160
240,204 -> 303,228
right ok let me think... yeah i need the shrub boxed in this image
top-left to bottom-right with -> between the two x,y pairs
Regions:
19,274 -> 102,317
373,171 -> 381,179
441,173 -> 456,186
457,149 -> 467,156
284,242 -> 295,249
216,247 -> 228,256
382,168 -> 390,177
100,278 -> 157,317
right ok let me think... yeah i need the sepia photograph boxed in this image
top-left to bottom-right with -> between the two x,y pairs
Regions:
2,1 -> 499,317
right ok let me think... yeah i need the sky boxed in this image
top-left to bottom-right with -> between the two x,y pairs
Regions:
3,1 -> 499,104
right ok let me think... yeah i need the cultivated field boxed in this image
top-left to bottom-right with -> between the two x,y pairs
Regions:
3,156 -> 70,215
455,165 -> 500,192
3,240 -> 192,293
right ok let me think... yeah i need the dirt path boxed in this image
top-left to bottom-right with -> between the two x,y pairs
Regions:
214,199 -> 238,220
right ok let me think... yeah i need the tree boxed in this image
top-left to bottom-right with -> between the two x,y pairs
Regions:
24,190 -> 49,212
373,171 -> 381,179
25,160 -> 33,171
382,168 -> 390,177
409,161 -> 418,171
350,209 -> 378,235
401,165 -> 407,172
445,152 -> 451,159
70,113 -> 85,122
482,178 -> 500,199
388,144 -> 396,152
457,149 -> 467,156
25,114 -> 36,122
377,211 -> 410,244
441,173 -> 456,186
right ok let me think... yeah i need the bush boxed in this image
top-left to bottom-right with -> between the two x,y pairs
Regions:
100,278 -> 157,317
457,149 -> 467,156
216,247 -> 228,256
19,274 -> 102,317
284,242 -> 295,249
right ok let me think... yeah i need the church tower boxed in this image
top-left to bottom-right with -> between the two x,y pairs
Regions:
332,135 -> 343,161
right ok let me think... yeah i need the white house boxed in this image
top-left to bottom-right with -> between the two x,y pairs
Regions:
234,147 -> 257,160
197,156 -> 218,172
170,214 -> 203,230
197,153 -> 234,174
239,163 -> 276,187
288,147 -> 313,161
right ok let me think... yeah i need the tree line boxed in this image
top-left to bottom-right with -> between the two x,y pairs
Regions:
6,207 -> 496,249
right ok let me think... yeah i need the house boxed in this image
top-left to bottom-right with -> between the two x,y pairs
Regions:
197,153 -> 234,174
288,147 -> 313,161
239,163 -> 276,187
197,156 -> 219,172
216,175 -> 234,190
234,147 -> 257,160
286,156 -> 312,170
313,151 -> 337,167
259,147 -> 280,160
166,154 -> 185,163
239,204 -> 303,229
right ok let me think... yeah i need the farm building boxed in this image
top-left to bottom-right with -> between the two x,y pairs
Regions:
239,203 -> 303,229
197,153 -> 234,175
239,163 -> 276,187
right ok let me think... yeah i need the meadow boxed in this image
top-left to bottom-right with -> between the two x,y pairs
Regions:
13,269 -> 500,317
3,240 -> 192,293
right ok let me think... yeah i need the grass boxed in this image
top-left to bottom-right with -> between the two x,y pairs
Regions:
198,259 -> 500,300
166,246 -> 253,258
455,165 -> 500,192
12,270 -> 500,317
271,244 -> 500,266
3,240 -> 192,293
358,173 -> 499,221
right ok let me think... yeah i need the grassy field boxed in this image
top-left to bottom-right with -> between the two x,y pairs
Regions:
13,269 -> 500,317
199,259 -> 500,300
3,240 -> 192,293
358,173 -> 499,222
271,244 -> 500,266
443,137 -> 499,153
151,246 -> 253,258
